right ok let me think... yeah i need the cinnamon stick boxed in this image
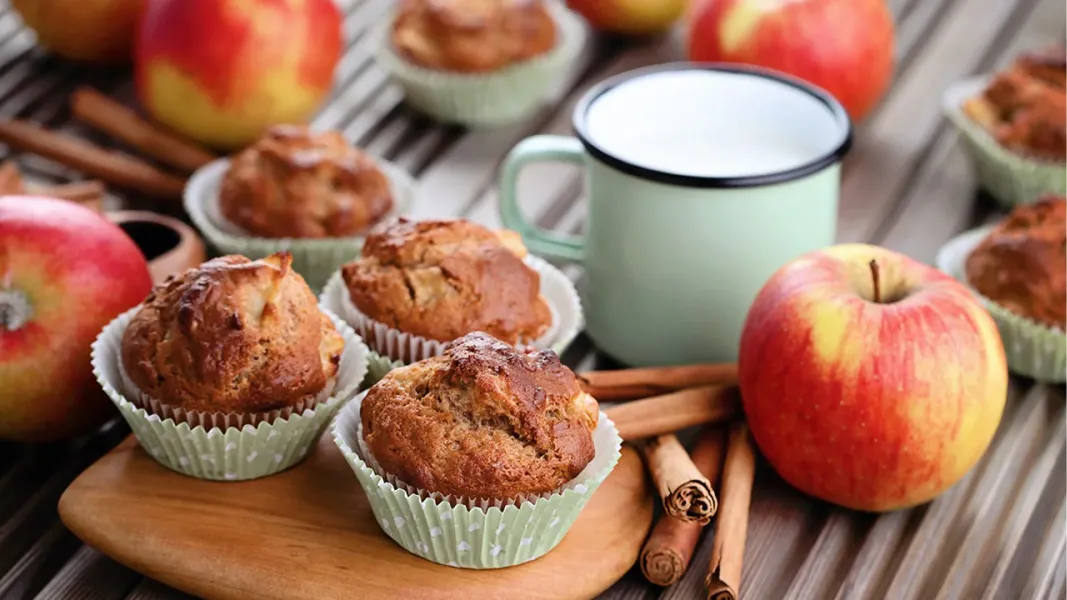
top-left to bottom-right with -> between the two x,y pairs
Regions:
638,434 -> 717,524
604,385 -> 739,441
579,363 -> 738,401
639,428 -> 726,586
705,421 -> 757,600
0,120 -> 186,200
27,180 -> 106,212
71,87 -> 216,174
0,160 -> 22,194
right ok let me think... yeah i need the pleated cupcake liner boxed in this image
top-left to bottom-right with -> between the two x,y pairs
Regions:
320,254 -> 583,367
183,157 -> 418,292
91,306 -> 370,480
331,391 -> 622,569
374,2 -> 588,128
942,78 -> 1067,209
936,225 -> 1067,383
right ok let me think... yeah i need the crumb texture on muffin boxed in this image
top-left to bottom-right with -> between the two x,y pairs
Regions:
121,252 -> 345,414
360,332 -> 598,499
391,0 -> 557,73
965,195 -> 1066,329
962,47 -> 1066,161
341,217 -> 551,344
219,125 -> 394,239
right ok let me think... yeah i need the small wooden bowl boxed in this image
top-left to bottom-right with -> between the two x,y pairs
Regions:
106,211 -> 205,284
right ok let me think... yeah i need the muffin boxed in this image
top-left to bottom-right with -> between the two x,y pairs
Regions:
392,0 -> 557,73
361,332 -> 597,500
965,195 -> 1066,330
341,217 -> 552,348
218,125 -> 394,239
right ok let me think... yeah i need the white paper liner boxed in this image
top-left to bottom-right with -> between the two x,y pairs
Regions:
320,254 -> 582,364
331,390 -> 622,568
935,224 -> 1067,383
91,306 -> 370,480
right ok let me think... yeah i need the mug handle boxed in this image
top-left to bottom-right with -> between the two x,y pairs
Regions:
499,135 -> 586,262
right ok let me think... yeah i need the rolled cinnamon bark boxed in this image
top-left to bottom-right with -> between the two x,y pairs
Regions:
705,421 -> 757,600
638,434 -> 717,524
579,363 -> 738,401
0,160 -> 22,194
639,428 -> 726,586
604,385 -> 739,441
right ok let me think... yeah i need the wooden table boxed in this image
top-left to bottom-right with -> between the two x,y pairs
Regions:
0,0 -> 1063,598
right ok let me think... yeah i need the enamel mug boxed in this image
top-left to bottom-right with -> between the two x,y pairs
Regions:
499,63 -> 852,366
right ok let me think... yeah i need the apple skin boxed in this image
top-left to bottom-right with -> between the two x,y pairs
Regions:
566,0 -> 687,35
0,197 -> 153,442
687,0 -> 895,122
738,244 -> 1007,512
11,0 -> 145,64
135,0 -> 343,150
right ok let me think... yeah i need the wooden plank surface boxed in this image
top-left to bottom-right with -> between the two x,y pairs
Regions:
0,0 -> 1062,598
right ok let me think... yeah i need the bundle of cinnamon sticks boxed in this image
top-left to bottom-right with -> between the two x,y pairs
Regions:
0,87 -> 216,203
594,363 -> 756,599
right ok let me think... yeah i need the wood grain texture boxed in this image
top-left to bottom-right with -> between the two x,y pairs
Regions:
57,437 -> 653,600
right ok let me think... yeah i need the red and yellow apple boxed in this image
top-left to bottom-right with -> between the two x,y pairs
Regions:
11,0 -> 145,63
135,0 -> 343,150
0,196 -> 153,442
687,0 -> 895,122
566,0 -> 687,35
738,244 -> 1007,512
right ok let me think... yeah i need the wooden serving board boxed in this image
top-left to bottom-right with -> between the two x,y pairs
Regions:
58,435 -> 653,600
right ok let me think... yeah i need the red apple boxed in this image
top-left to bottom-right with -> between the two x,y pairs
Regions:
134,0 -> 343,150
0,196 -> 153,442
11,0 -> 145,63
687,0 -> 895,122
566,0 -> 687,35
738,244 -> 1007,512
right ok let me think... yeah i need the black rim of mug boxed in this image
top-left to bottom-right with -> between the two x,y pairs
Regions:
572,62 -> 855,189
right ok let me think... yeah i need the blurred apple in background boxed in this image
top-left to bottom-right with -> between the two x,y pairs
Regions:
10,0 -> 144,63
687,0 -> 895,122
566,0 -> 687,35
134,0 -> 343,150
0,197 -> 153,442
738,244 -> 1007,512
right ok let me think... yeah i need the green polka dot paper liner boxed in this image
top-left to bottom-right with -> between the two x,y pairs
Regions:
91,307 -> 369,480
943,77 -> 1066,209
936,225 -> 1066,383
331,391 -> 621,569
184,157 -> 418,293
374,2 -> 587,128
320,254 -> 583,370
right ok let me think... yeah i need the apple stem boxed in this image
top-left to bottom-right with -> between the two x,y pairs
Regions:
869,259 -> 882,304
0,289 -> 33,332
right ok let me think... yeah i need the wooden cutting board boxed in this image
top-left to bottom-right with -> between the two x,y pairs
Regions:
58,435 -> 653,600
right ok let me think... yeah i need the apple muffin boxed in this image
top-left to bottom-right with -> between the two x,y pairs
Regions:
218,125 -> 394,238
121,251 -> 345,415
965,195 -> 1066,329
391,0 -> 557,73
360,332 -> 598,499
340,217 -> 552,345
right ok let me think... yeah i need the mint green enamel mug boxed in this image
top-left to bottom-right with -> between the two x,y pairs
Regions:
499,63 -> 853,366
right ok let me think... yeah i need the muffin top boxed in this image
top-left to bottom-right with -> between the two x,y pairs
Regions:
341,218 -> 552,345
361,332 -> 599,499
965,195 -> 1066,329
121,252 -> 345,414
391,0 -> 557,73
962,47 -> 1066,161
219,125 -> 394,239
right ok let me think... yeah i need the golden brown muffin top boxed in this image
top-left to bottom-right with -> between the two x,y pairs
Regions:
361,332 -> 598,499
962,47 -> 1066,161
392,0 -> 557,73
341,218 -> 552,345
218,125 -> 394,239
965,195 -> 1066,329
121,252 -> 345,414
